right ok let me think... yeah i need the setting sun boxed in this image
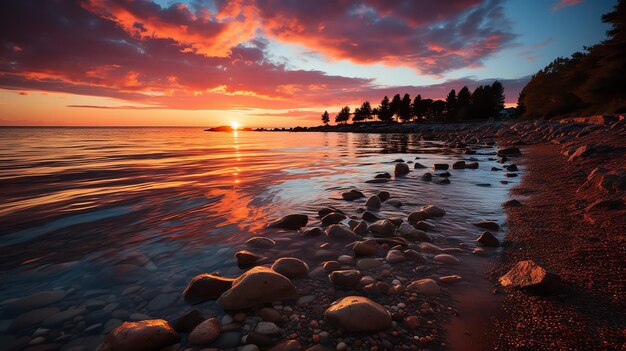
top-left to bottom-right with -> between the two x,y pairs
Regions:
231,122 -> 240,130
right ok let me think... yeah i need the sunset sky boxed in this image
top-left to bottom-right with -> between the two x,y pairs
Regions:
0,0 -> 616,127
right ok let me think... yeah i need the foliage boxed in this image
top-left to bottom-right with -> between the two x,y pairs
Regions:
321,110 -> 330,125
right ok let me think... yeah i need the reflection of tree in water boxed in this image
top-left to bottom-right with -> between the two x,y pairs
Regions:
377,134 -> 413,154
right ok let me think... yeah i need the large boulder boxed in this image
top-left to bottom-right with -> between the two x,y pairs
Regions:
97,320 -> 179,351
395,163 -> 410,176
268,214 -> 308,229
188,318 -> 221,345
217,267 -> 298,310
499,260 -> 560,293
271,257 -> 309,279
328,270 -> 362,288
367,219 -> 396,237
325,225 -> 361,241
183,274 -> 235,304
324,296 -> 391,332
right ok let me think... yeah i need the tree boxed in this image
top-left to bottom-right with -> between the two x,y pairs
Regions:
491,81 -> 505,116
431,100 -> 446,118
360,101 -> 373,121
412,94 -> 422,121
456,86 -> 471,120
398,93 -> 412,123
390,94 -> 402,122
352,107 -> 364,122
335,106 -> 351,124
321,110 -> 330,125
377,96 -> 393,122
445,89 -> 457,122
516,89 -> 526,116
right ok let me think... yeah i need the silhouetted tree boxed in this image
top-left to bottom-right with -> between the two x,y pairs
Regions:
445,89 -> 457,122
398,93 -> 412,123
491,81 -> 505,116
456,86 -> 471,120
431,100 -> 446,119
377,96 -> 393,122
321,110 -> 330,125
352,107 -> 364,122
420,98 -> 434,120
360,101 -> 373,121
412,95 -> 422,122
372,107 -> 379,121
335,106 -> 351,124
517,90 -> 526,116
390,94 -> 402,122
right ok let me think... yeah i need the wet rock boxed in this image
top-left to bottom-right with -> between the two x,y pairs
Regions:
397,223 -> 431,242
420,205 -> 446,218
404,249 -> 426,263
269,340 -> 302,351
407,211 -> 427,224
323,261 -> 342,273
387,199 -> 403,207
414,162 -> 427,169
258,307 -> 282,323
302,227 -> 324,236
418,242 -> 442,252
188,318 -> 221,345
395,163 -> 410,176
438,171 -> 451,177
352,220 -> 368,235
148,293 -> 177,311
421,173 -> 433,181
504,172 -> 518,177
5,291 -> 66,313
271,257 -> 309,279
433,163 -> 449,170
361,211 -> 380,222
268,214 -> 308,229
365,195 -> 381,209
438,178 -> 450,184
434,254 -> 460,265
244,332 -> 275,347
472,221 -> 500,231
466,162 -> 479,169
324,296 -> 391,332
217,266 -> 298,310
318,207 -> 344,217
377,191 -> 390,202
235,251 -> 262,267
499,260 -> 560,293
9,307 -> 60,332
353,239 -> 378,257
374,172 -> 391,179
387,217 -> 403,226
452,161 -> 465,169
491,167 -> 502,171
477,231 -> 500,247
321,213 -> 347,226
97,319 -> 179,351
407,279 -> 440,296
496,147 -> 521,157
172,310 -> 205,333
503,199 -> 522,207
255,321 -> 281,335
329,270 -> 362,288
246,237 -> 276,249
439,275 -> 463,283
367,219 -> 396,237
43,307 -> 84,327
184,273 -> 235,304
325,225 -> 360,241
356,258 -> 383,269
393,158 -> 405,162
341,190 -> 365,201
385,250 -> 405,263
506,164 -> 518,171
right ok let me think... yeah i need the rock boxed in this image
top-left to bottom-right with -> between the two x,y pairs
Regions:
452,161 -> 465,169
421,173 -> 432,181
472,221 -> 500,231
341,190 -> 365,201
496,147 -> 521,157
404,249 -> 426,263
356,258 -> 383,269
188,318 -> 221,345
466,162 -> 479,169
414,162 -> 427,169
503,199 -> 522,207
321,213 -> 346,226
323,261 -> 342,273
352,220 -> 368,235
329,270 -> 362,288
477,231 -> 500,247
184,273 -> 235,304
268,340 -> 302,351
318,207 -> 344,217
397,223 -> 431,242
147,293 -> 177,311
377,191 -> 390,202
258,307 -> 282,323
325,225 -> 360,241
393,158 -> 405,162
241,345 -> 261,351
246,237 -> 276,249
385,250 -> 405,263
9,307 -> 60,332
353,240 -> 378,257
97,319 -> 179,351
365,196 -> 381,209
433,163 -> 449,170
361,211 -> 380,222
504,172 -> 518,177
418,242 -> 442,252
324,296 -> 391,332
217,267 -> 298,310
42,307 -> 84,327
5,291 -> 66,313
395,163 -> 410,176
491,167 -> 502,171
387,217 -> 403,226
438,178 -> 450,184
367,219 -> 396,237
374,172 -> 391,179
268,214 -> 308,229
302,227 -> 324,236
438,171 -> 451,177
439,275 -> 463,283
434,254 -> 460,265
420,205 -> 445,218
387,199 -> 403,207
506,164 -> 518,171
499,260 -> 560,293
254,321 -> 281,335
407,279 -> 440,295
172,310 -> 205,333
407,211 -> 426,224
235,251 -> 262,267
271,257 -> 309,279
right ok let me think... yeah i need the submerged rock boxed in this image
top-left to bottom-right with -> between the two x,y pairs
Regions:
499,260 -> 560,293
414,162 -> 427,169
5,290 -> 66,313
421,173 -> 433,181
433,163 -> 449,170
97,319 -> 179,351
246,237 -> 276,249
503,199 -> 522,207
361,211 -> 380,222
217,267 -> 298,310
324,296 -> 391,332
268,214 -> 308,229
321,212 -> 347,226
452,161 -> 466,169
271,257 -> 309,279
377,191 -> 390,202
183,274 -> 234,304
434,254 -> 460,265
397,223 -> 431,242
188,318 -> 221,345
476,231 -> 500,247
385,250 -> 405,263
302,227 -> 324,236
395,163 -> 410,176
341,190 -> 365,201
172,310 -> 205,333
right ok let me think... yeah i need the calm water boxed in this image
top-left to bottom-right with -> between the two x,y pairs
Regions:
0,128 -> 519,348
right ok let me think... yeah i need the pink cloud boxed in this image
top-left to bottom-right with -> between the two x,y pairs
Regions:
552,0 -> 584,11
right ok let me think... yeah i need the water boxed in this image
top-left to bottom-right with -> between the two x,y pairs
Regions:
0,127 -> 519,349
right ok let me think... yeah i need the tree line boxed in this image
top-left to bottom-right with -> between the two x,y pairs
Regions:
322,81 -> 505,125
518,0 -> 625,119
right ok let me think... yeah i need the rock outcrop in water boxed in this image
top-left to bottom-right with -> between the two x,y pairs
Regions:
217,267 -> 298,310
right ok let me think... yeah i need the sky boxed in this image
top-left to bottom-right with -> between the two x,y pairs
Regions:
0,0 -> 617,127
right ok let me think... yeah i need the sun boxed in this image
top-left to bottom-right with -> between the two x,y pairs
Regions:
231,121 -> 240,130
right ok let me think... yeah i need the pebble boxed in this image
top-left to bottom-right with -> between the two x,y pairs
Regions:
254,321 -> 281,335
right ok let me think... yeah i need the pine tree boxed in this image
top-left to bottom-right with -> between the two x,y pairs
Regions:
321,110 -> 330,125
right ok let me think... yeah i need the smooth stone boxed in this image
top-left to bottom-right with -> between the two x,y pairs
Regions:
188,318 -> 221,345
9,308 -> 60,332
353,240 -> 378,257
258,308 -> 281,323
271,257 -> 309,279
377,191 -> 390,202
183,273 -> 235,304
432,163 -> 449,170
240,345 -> 261,351
129,313 -> 152,321
407,211 -> 426,224
404,249 -> 426,263
420,205 -> 445,218
268,340 -> 302,351
439,275 -> 463,283
499,260 -> 560,293
414,162 -> 426,169
5,291 -> 66,313
472,221 -> 500,231
244,332 -> 275,347
414,221 -> 435,231
421,173 -> 432,181
352,220 -> 368,235
324,296 -> 391,332
318,207 -> 344,217
97,319 -> 179,351
302,227 -> 324,236
246,237 -> 276,249
397,223 -> 431,242
235,251 -> 262,267
328,270 -> 362,288
42,308 -> 84,327
255,321 -> 280,335
365,195 -> 381,209
385,250 -> 405,263
322,261 -> 342,273
172,310 -> 205,333
321,213 -> 347,226
438,178 -> 450,184
452,161 -> 465,169
367,219 -> 396,237
325,225 -> 360,241
434,254 -> 460,265
296,295 -> 315,306
407,279 -> 440,295
268,214 -> 308,229
341,190 -> 365,201
477,231 -> 500,247
103,319 -> 123,334
395,163 -> 410,176
374,173 -> 391,179
503,199 -> 522,207
418,242 -> 442,252
507,164 -> 518,171
356,258 -> 383,269
148,293 -> 177,311
466,162 -> 479,169
217,267 -> 298,310
361,211 -> 379,222
496,147 -> 521,157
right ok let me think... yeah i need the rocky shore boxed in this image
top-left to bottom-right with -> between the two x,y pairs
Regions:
1,117 -> 624,351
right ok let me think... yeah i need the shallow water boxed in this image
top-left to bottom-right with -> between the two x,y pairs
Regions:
0,128 -> 519,348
